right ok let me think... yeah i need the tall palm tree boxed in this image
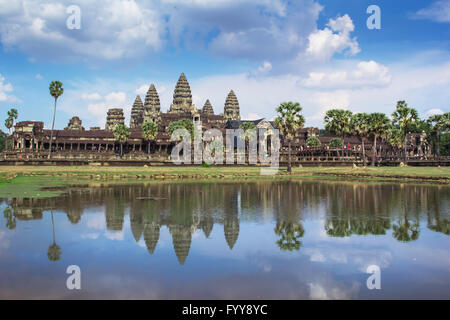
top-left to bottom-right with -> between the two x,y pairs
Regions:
274,101 -> 305,173
142,121 -> 158,154
351,113 -> 370,166
5,108 -> 18,134
48,81 -> 64,158
324,109 -> 353,157
427,112 -> 450,159
274,221 -> 304,251
113,124 -> 130,157
391,101 -> 418,164
47,211 -> 61,262
386,126 -> 404,160
367,113 -> 390,166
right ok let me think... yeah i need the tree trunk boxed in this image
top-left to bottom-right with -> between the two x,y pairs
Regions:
120,143 -> 123,158
288,140 -> 292,174
404,131 -> 408,164
436,128 -> 440,159
342,134 -> 345,159
362,139 -> 366,166
48,98 -> 57,159
148,141 -> 151,154
372,135 -> 377,166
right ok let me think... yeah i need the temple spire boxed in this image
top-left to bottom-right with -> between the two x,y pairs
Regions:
130,95 -> 144,129
143,84 -> 161,123
202,99 -> 214,115
224,90 -> 240,120
170,73 -> 193,113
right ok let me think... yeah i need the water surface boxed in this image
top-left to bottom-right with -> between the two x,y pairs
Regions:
0,180 -> 449,299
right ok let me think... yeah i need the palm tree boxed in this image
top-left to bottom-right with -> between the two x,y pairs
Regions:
351,113 -> 370,166
274,101 -> 305,173
324,109 -> 353,157
113,124 -> 130,157
48,81 -> 64,158
47,211 -> 61,262
386,126 -> 404,160
428,112 -> 450,159
142,121 -> 158,154
391,101 -> 418,164
5,108 -> 18,134
367,113 -> 390,166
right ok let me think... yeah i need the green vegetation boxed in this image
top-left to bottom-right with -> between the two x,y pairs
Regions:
351,113 -> 370,166
142,121 -> 158,153
167,119 -> 194,137
391,101 -> 419,164
329,138 -> 342,148
0,130 -> 7,151
305,136 -> 321,148
113,124 -> 130,157
324,109 -> 353,156
367,112 -> 391,166
274,101 -> 305,173
440,133 -> 450,156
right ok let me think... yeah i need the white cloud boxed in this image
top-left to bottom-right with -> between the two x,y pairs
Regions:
0,73 -> 18,102
0,0 -> 164,61
412,0 -> 450,23
35,73 -> 43,80
425,108 -> 445,117
81,93 -> 102,101
258,61 -> 272,73
306,14 -> 360,61
302,60 -> 391,89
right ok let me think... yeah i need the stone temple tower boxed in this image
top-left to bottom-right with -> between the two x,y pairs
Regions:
224,90 -> 241,121
201,99 -> 214,116
169,73 -> 195,114
143,84 -> 161,123
105,108 -> 125,131
130,95 -> 144,129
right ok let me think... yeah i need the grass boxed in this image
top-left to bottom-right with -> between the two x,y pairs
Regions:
0,165 -> 448,198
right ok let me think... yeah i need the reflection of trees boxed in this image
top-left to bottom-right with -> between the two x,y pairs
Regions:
274,221 -> 304,251
392,188 -> 420,242
47,211 -> 61,262
3,207 -> 16,230
426,186 -> 450,235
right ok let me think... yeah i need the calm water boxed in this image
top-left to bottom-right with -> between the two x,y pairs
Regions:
0,180 -> 449,299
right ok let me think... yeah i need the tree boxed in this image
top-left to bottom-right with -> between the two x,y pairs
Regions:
48,81 -> 64,158
329,138 -> 342,148
274,101 -> 305,173
142,121 -> 158,154
367,113 -> 390,166
239,122 -> 257,159
386,126 -> 404,159
47,211 -> 61,262
0,130 -> 7,151
324,109 -> 353,157
351,113 -> 370,166
5,108 -> 18,134
391,101 -> 418,164
167,119 -> 194,137
428,112 -> 450,158
113,124 -> 130,157
305,136 -> 321,148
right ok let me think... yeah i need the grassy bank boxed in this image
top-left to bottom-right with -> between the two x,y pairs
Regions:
0,165 -> 448,198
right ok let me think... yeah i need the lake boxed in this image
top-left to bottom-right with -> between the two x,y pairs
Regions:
0,179 -> 449,299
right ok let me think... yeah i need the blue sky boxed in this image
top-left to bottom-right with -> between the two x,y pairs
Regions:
0,0 -> 449,130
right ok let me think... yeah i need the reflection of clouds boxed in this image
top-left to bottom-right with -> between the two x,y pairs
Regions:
304,248 -> 326,262
104,231 -> 124,241
0,230 -> 10,255
309,281 -> 360,300
86,214 -> 106,230
80,233 -> 100,240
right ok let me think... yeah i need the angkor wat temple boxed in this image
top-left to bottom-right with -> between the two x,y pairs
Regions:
2,73 -> 432,164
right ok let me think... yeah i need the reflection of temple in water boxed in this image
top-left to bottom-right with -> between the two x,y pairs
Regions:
2,181 -> 448,264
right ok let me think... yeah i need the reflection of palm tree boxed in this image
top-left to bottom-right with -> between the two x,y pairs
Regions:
3,207 -> 16,230
393,206 -> 420,242
47,211 -> 61,261
274,221 -> 304,251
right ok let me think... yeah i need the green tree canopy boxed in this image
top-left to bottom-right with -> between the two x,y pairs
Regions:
306,136 -> 321,147
167,119 -> 194,137
329,138 -> 342,148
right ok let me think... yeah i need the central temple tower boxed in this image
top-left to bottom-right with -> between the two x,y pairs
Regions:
169,73 -> 195,114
